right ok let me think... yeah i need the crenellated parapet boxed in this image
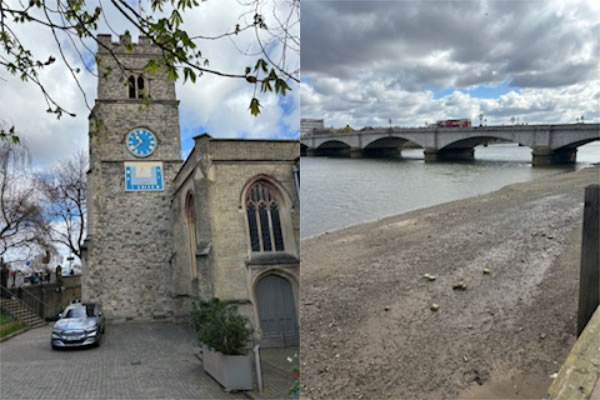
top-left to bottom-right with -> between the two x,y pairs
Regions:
94,33 -> 175,102
96,34 -> 162,56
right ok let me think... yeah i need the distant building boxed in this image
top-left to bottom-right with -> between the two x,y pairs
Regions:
300,118 -> 324,137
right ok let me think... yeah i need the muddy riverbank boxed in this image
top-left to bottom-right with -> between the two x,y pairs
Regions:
300,166 -> 599,400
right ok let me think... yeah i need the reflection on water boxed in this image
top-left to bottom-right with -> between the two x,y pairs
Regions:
301,142 -> 600,239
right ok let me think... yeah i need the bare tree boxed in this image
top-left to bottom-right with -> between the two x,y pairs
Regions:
37,150 -> 87,260
0,140 -> 48,258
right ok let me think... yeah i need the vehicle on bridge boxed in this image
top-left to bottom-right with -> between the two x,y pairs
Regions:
436,119 -> 472,128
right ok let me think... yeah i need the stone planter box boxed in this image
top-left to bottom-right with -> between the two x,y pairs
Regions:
203,345 -> 253,391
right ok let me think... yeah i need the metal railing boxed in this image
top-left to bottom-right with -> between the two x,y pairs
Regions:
0,284 -> 45,319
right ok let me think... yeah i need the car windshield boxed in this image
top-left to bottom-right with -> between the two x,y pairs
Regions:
64,305 -> 94,318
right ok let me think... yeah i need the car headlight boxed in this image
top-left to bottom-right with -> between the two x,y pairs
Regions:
85,328 -> 97,336
51,330 -> 62,338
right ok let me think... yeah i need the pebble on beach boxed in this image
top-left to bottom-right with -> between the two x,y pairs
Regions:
424,273 -> 437,281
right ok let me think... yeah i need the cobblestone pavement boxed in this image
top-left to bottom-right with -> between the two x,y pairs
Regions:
248,347 -> 298,400
0,321 -> 245,400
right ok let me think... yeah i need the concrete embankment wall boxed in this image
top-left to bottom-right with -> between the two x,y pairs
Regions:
545,306 -> 600,400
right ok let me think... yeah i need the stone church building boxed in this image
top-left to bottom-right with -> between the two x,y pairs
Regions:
82,35 -> 300,347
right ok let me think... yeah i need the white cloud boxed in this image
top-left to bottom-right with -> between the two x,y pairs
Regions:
301,0 -> 600,127
302,75 -> 600,128
0,0 -> 298,168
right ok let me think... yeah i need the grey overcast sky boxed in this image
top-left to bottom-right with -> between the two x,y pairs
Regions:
300,0 -> 600,128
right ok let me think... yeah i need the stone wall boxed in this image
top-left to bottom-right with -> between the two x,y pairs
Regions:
84,161 -> 180,319
82,34 -> 182,320
171,136 -> 300,334
9,275 -> 82,319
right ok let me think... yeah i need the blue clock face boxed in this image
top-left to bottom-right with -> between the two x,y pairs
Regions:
126,128 -> 157,157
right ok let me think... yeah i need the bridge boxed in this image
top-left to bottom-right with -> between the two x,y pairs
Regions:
300,123 -> 600,166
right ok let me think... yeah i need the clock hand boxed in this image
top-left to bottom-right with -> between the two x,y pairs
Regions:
131,132 -> 144,150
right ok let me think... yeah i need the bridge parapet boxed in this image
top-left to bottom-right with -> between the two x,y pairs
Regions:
301,123 -> 599,165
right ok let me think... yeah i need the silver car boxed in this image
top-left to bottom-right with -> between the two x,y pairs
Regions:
51,303 -> 105,349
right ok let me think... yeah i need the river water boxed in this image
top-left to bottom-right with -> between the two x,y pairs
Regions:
300,142 -> 600,239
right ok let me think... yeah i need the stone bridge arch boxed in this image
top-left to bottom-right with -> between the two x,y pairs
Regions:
550,133 -> 600,150
316,139 -> 353,150
361,136 -> 426,158
425,132 -> 531,163
437,132 -> 534,150
313,135 -> 358,149
312,139 -> 354,157
361,134 -> 429,150
300,143 -> 308,156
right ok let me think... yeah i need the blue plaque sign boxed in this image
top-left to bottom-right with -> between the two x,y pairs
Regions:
125,162 -> 164,191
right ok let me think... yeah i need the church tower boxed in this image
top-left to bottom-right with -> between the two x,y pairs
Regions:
82,34 -> 182,319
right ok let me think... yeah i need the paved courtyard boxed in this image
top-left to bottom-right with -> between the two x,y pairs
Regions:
0,321 -> 245,399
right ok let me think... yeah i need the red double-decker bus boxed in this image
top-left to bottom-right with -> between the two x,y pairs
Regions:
436,119 -> 472,128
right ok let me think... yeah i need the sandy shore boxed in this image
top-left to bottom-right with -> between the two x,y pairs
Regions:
300,166 -> 599,400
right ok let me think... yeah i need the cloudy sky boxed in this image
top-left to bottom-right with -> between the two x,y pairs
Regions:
301,0 -> 600,129
0,0 -> 299,168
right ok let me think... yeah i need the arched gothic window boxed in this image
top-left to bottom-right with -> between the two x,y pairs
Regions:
185,192 -> 197,278
246,181 -> 285,252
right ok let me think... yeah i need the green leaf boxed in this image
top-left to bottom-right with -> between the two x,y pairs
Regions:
261,80 -> 272,92
143,58 -> 160,75
254,58 -> 268,73
170,10 -> 183,27
249,98 -> 261,116
167,66 -> 178,81
275,78 -> 291,95
183,67 -> 196,83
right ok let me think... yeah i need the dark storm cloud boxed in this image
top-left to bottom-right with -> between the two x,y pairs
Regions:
511,62 -> 600,88
301,0 -> 600,90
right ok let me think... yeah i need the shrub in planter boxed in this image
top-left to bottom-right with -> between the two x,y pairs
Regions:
191,298 -> 251,355
191,298 -> 253,391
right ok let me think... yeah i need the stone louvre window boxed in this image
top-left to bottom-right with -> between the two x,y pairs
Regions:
127,75 -> 146,99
